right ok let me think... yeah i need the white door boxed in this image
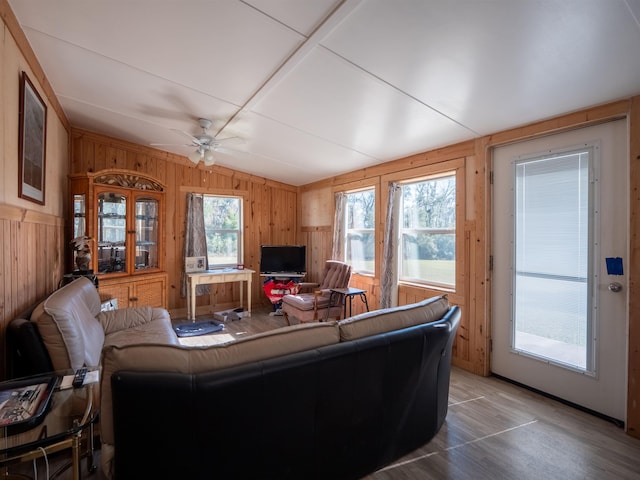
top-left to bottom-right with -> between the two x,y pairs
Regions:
491,119 -> 628,422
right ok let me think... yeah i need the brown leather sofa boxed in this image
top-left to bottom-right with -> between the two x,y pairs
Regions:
8,277 -> 178,476
8,277 -> 177,378
105,295 -> 460,480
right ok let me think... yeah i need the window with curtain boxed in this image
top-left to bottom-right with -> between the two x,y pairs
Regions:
343,189 -> 375,274
203,195 -> 243,267
399,173 -> 456,287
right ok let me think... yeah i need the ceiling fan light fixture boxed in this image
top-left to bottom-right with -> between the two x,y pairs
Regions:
188,148 -> 203,164
203,149 -> 216,166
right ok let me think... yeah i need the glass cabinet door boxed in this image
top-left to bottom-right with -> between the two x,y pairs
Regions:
135,196 -> 159,271
73,194 -> 86,238
69,171 -> 164,276
72,194 -> 86,269
97,192 -> 127,273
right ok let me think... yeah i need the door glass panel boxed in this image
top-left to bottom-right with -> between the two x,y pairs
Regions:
513,148 -> 593,371
97,192 -> 127,273
135,197 -> 159,271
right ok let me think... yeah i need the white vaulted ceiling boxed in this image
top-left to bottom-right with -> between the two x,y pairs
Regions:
8,0 -> 640,185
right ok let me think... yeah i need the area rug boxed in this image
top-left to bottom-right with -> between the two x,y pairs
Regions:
173,320 -> 224,337
179,333 -> 235,347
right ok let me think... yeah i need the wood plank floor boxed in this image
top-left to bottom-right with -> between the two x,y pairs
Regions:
365,367 -> 640,480
12,308 -> 640,479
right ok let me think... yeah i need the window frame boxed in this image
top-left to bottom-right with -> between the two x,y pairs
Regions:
382,157 -> 464,294
202,194 -> 244,268
398,172 -> 457,288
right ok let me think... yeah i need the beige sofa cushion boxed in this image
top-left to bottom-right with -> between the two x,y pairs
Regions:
338,295 -> 450,341
98,306 -> 174,335
31,277 -> 105,370
102,313 -> 179,349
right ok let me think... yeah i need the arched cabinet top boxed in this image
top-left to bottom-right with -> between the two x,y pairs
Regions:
70,169 -> 165,192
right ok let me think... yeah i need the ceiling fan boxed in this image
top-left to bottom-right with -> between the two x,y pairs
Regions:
152,118 -> 240,166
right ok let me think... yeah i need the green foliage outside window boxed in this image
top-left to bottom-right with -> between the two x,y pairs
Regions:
345,189 -> 375,273
401,175 -> 456,286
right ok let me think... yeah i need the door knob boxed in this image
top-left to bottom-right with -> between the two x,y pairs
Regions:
608,282 -> 623,293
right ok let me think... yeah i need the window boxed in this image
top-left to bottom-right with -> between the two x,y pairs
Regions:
399,173 -> 456,287
203,195 -> 243,267
344,189 -> 375,273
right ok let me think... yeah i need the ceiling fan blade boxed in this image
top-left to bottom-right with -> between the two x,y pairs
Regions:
170,128 -> 201,145
150,142 -> 192,147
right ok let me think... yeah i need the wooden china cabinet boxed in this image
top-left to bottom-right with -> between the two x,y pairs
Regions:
68,169 -> 168,309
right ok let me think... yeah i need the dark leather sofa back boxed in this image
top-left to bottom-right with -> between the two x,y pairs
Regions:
110,305 -> 460,480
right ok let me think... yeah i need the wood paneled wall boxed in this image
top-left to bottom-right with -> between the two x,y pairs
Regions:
0,206 -> 65,378
70,129 -> 299,316
0,0 -> 69,381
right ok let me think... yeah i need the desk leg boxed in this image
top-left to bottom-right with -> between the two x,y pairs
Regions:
247,277 -> 252,316
186,278 -> 190,320
189,277 -> 196,321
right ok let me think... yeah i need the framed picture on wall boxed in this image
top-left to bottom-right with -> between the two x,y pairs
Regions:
18,71 -> 47,205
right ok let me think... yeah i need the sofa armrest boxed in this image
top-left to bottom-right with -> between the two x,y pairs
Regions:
97,306 -> 169,335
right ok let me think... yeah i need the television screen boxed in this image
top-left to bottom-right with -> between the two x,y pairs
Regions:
260,245 -> 306,274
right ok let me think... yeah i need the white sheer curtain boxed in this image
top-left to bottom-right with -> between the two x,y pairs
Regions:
331,192 -> 347,260
381,182 -> 401,308
181,193 -> 210,297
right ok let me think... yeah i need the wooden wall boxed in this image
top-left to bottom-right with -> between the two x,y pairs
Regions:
69,129 -> 299,316
0,1 -> 69,380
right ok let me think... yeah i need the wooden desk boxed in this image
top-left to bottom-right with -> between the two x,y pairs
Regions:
186,269 -> 255,321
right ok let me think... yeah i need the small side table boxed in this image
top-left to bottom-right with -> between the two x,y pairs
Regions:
328,287 -> 370,320
1,370 -> 98,479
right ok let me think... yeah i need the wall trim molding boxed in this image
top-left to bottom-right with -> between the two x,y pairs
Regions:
0,203 -> 64,226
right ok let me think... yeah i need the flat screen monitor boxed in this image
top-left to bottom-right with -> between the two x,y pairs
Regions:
260,245 -> 306,274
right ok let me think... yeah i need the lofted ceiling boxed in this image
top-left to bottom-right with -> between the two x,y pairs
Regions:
8,0 -> 640,186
